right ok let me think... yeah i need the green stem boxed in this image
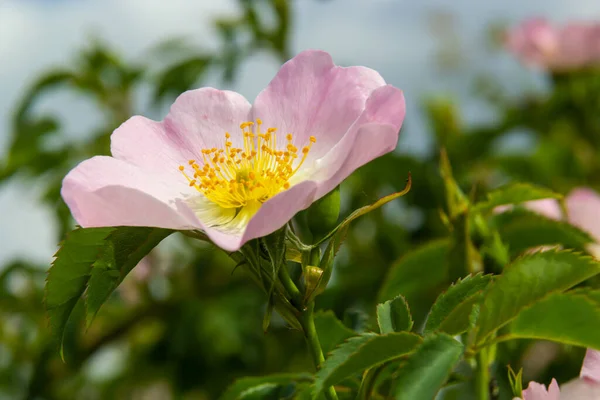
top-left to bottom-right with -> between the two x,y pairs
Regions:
299,303 -> 339,400
476,348 -> 490,400
309,247 -> 321,266
357,365 -> 384,400
278,263 -> 303,309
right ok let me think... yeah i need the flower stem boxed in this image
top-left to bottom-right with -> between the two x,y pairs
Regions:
277,263 -> 303,309
299,302 -> 339,400
476,348 -> 490,400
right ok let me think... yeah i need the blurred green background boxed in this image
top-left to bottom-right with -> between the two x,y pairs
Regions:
2,0 -> 600,399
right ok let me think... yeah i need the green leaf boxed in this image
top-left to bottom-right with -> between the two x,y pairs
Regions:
439,149 -> 469,218
85,227 -> 173,327
393,334 -> 463,400
261,227 -> 287,298
494,210 -> 594,257
153,56 -> 210,103
312,174 -> 411,247
377,295 -> 413,333
314,311 -> 355,355
473,183 -> 561,214
505,290 -> 600,349
474,250 -> 600,346
424,274 -> 493,335
45,227 -> 173,354
220,373 -> 313,400
378,239 -> 449,325
313,332 -> 422,399
379,240 -> 449,303
507,365 -> 523,397
45,227 -> 114,354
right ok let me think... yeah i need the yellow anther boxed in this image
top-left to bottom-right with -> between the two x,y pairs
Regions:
178,120 -> 316,209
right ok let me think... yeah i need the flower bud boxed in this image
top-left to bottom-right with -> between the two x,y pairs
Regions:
306,185 -> 341,239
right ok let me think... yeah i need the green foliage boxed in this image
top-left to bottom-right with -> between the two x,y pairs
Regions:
507,366 -> 524,398
312,174 -> 411,247
220,373 -> 313,400
45,227 -> 173,353
313,332 -> 422,399
474,250 -> 600,346
506,289 -> 600,349
377,295 -> 413,334
473,183 -> 562,214
424,274 -> 493,335
8,1 -> 600,398
393,334 -> 464,400
306,186 -> 341,239
314,311 -> 355,355
494,209 -> 595,256
378,240 -> 449,325
153,56 -> 210,104
45,227 -> 114,353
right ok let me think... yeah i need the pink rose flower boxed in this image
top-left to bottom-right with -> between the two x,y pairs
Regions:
60,50 -> 406,251
497,187 -> 600,256
515,349 -> 600,399
505,18 -> 600,71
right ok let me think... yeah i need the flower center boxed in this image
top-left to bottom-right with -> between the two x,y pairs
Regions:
179,119 -> 316,209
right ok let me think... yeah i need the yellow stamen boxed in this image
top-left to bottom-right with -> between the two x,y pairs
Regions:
178,119 -> 315,209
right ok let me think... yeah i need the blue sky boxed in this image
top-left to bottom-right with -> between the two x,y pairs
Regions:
1,0 -> 599,265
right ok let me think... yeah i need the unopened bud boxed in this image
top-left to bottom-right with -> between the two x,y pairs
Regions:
307,185 -> 341,239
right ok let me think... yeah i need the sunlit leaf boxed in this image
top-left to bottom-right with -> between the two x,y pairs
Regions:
505,289 -> 600,349
474,250 -> 600,346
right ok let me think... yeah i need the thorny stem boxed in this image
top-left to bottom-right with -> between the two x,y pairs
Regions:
299,302 -> 339,400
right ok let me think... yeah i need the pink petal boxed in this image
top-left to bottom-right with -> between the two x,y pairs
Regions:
111,88 -> 252,176
525,199 -> 563,221
252,50 -> 387,161
308,84 -> 406,198
566,188 -> 600,242
581,349 -> 600,384
506,18 -> 558,68
240,180 -> 319,245
61,156 -> 201,230
522,379 -> 560,400
559,377 -> 600,399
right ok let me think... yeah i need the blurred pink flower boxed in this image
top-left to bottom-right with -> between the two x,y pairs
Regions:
61,50 -> 406,251
506,18 -> 600,71
514,379 -> 560,400
514,350 -> 600,399
497,187 -> 600,257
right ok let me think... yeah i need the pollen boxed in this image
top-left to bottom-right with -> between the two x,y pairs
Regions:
178,120 -> 315,209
